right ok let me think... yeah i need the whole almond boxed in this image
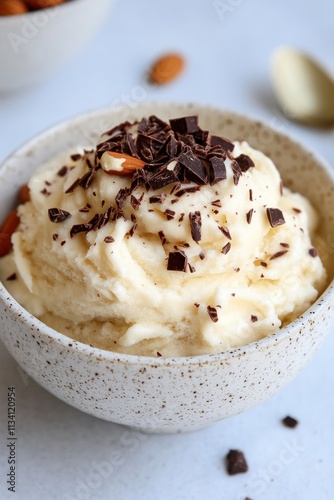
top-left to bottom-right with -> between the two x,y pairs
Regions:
101,151 -> 146,176
0,210 -> 20,258
149,53 -> 185,85
0,0 -> 28,15
25,0 -> 65,9
18,184 -> 31,204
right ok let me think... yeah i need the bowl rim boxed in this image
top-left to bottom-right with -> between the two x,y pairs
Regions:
0,0 -> 101,20
1,101 -> 334,366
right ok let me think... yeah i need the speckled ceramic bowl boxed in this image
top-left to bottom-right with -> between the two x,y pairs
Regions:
1,103 -> 334,433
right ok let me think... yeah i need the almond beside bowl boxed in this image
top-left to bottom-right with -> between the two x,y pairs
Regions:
0,102 -> 333,433
0,0 -> 114,92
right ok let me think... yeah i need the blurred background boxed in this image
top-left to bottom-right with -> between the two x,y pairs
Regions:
0,0 -> 333,499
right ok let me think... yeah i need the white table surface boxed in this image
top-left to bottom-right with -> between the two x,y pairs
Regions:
0,1 -> 333,499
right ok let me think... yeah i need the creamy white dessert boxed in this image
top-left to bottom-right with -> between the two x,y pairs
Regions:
0,115 -> 326,356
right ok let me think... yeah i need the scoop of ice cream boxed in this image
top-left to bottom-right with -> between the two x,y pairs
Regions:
0,115 -> 326,357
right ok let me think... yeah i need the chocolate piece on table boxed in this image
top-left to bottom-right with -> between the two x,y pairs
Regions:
225,449 -> 248,475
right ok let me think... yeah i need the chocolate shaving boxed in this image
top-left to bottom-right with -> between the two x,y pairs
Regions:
246,209 -> 254,224
57,166 -> 68,177
130,195 -> 141,210
207,306 -> 218,323
249,189 -> 253,201
52,233 -> 58,241
129,223 -> 138,237
158,231 -> 169,246
199,252 -> 205,260
70,153 -> 82,161
266,208 -> 285,228
231,160 -> 242,186
211,199 -> 222,207
221,242 -> 231,255
174,186 -> 200,198
48,208 -> 72,223
157,351 -> 162,357
6,273 -> 17,281
218,225 -> 232,240
104,236 -> 114,243
188,263 -> 196,273
167,250 -> 188,272
280,242 -> 289,248
251,315 -> 258,322
149,193 -> 167,204
309,247 -> 318,258
189,211 -> 202,243
164,209 -> 175,220
270,250 -> 288,260
292,207 -> 301,214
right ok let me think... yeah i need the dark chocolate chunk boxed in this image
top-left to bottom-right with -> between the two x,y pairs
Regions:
209,156 -> 226,185
246,209 -> 254,224
218,225 -> 232,240
104,236 -> 115,243
57,166 -> 68,177
189,211 -> 202,243
221,242 -> 231,255
178,151 -> 207,184
210,135 -> 234,152
309,247 -> 318,258
169,115 -> 199,134
157,351 -> 162,357
6,273 -> 16,281
266,208 -> 285,228
234,154 -> 255,172
147,166 -> 178,190
270,250 -> 288,260
207,306 -> 218,323
282,416 -> 299,428
48,208 -> 72,223
251,315 -> 258,322
225,450 -> 248,475
167,250 -> 188,272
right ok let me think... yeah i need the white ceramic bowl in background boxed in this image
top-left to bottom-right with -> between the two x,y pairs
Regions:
0,103 -> 334,433
0,0 -> 114,92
